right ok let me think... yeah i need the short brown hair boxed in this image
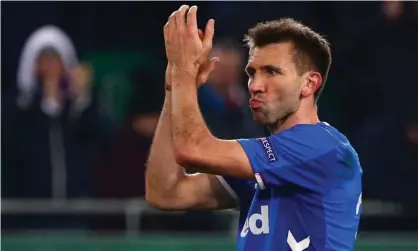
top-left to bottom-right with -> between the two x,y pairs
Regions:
243,18 -> 332,102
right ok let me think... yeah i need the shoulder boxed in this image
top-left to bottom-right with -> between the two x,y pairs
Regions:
271,122 -> 345,148
271,122 -> 357,163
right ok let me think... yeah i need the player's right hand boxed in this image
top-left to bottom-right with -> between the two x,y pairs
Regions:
164,5 -> 219,89
165,28 -> 218,91
165,63 -> 173,91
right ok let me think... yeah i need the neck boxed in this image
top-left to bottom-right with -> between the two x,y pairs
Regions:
269,101 -> 320,134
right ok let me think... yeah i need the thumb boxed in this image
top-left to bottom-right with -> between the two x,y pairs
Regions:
198,57 -> 220,86
206,57 -> 219,75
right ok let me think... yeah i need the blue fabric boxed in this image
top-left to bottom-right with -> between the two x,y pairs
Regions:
222,123 -> 362,250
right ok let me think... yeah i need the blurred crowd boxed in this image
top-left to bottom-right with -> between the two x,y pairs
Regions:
1,1 -> 418,233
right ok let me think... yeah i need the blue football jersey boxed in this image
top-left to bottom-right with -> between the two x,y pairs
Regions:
217,122 -> 362,251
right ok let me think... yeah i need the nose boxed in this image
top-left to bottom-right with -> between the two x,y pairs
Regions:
248,77 -> 265,95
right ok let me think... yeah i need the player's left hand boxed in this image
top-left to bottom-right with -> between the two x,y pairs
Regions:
164,5 -> 218,79
196,28 -> 219,86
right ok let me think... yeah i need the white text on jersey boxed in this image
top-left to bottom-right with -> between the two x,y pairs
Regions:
240,205 -> 270,237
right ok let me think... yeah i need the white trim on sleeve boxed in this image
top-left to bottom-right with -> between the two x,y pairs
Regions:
254,173 -> 267,190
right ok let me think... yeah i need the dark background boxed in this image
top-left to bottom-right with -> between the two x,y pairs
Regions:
2,1 -> 418,248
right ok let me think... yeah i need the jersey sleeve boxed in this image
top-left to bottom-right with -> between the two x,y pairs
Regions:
237,126 -> 342,193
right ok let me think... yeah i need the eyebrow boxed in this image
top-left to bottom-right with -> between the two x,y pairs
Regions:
261,65 -> 284,74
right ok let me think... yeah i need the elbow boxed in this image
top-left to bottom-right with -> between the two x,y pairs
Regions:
173,134 -> 212,169
145,185 -> 157,209
173,147 -> 190,167
144,169 -> 184,211
144,168 -> 163,209
146,197 -> 168,210
145,191 -> 157,208
145,177 -> 167,210
145,189 -> 172,211
173,129 -> 214,169
145,191 -> 184,211
173,143 -> 199,169
145,192 -> 166,210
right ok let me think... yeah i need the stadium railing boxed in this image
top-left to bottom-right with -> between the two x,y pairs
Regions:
1,198 -> 403,234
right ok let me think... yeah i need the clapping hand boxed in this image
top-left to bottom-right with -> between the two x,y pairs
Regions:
164,5 -> 219,90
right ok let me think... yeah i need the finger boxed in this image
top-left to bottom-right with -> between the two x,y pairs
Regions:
198,29 -> 204,41
206,57 -> 220,75
187,6 -> 198,32
168,11 -> 177,38
175,5 -> 189,31
163,22 -> 169,40
199,57 -> 220,84
203,19 -> 215,48
197,61 -> 210,85
164,13 -> 174,39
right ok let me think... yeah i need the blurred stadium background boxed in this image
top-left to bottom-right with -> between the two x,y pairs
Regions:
1,1 -> 418,250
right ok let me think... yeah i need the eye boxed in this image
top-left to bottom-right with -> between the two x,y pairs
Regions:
265,68 -> 276,76
246,67 -> 256,78
263,66 -> 281,77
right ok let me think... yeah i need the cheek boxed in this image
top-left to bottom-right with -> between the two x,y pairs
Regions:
286,79 -> 303,100
268,82 -> 301,113
272,80 -> 297,102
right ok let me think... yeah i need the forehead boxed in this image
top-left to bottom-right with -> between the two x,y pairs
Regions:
247,42 -> 295,68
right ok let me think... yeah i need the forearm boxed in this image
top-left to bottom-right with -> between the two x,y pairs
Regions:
171,70 -> 214,170
145,93 -> 187,206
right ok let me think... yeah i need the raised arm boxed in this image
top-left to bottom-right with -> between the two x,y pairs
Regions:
145,62 -> 236,210
165,5 -> 255,180
171,70 -> 254,179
